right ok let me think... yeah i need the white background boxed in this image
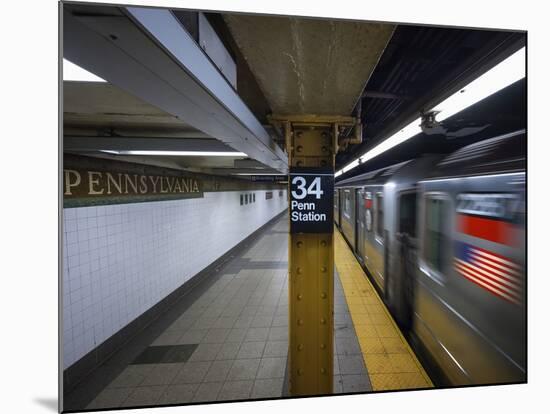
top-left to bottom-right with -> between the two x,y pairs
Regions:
1,0 -> 548,413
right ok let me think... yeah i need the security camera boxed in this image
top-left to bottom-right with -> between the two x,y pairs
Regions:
420,110 -> 445,135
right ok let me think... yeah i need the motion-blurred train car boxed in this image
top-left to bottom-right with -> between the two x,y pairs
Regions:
335,129 -> 526,386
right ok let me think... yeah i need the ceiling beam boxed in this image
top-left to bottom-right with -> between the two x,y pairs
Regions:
362,91 -> 410,100
210,168 -> 283,175
64,136 -> 236,152
233,159 -> 266,169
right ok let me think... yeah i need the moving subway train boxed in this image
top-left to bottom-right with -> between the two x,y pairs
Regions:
335,130 -> 526,386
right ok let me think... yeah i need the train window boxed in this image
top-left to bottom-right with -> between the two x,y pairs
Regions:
375,193 -> 384,240
240,194 -> 244,205
344,190 -> 352,219
245,194 -> 248,204
423,196 -> 450,273
399,192 -> 417,237
344,191 -> 351,218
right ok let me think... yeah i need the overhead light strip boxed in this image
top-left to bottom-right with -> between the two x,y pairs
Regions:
335,46 -> 526,178
360,118 -> 422,164
433,47 -> 525,121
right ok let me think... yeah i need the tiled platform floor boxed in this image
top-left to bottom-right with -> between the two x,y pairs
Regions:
65,216 -> 371,411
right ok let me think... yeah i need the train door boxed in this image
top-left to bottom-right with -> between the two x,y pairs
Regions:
338,190 -> 342,227
334,189 -> 340,228
341,189 -> 356,251
355,188 -> 365,263
362,187 -> 385,293
394,190 -> 418,330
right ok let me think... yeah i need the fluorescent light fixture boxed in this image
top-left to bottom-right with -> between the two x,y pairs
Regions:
335,46 -> 526,178
63,59 -> 106,82
432,47 -> 525,121
100,150 -> 248,157
335,118 -> 422,176
360,118 -> 422,164
342,159 -> 360,173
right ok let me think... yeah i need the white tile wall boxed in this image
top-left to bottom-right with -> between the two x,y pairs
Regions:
62,190 -> 287,369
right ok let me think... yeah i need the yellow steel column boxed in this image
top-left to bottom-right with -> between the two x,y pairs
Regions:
271,115 -> 355,396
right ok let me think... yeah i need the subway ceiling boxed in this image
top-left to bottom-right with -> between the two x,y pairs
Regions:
62,3 -> 526,177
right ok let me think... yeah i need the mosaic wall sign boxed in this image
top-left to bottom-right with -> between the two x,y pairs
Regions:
64,168 -> 202,205
63,154 -> 285,207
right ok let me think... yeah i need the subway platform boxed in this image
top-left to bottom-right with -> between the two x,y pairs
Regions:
63,214 -> 430,411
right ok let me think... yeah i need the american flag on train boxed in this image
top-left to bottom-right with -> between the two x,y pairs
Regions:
454,241 -> 523,305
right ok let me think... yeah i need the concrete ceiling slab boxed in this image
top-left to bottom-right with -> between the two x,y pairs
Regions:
64,82 -> 192,130
223,14 -> 394,116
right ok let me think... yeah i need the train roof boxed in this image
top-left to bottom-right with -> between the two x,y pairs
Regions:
431,129 -> 526,178
335,160 -> 411,187
335,129 -> 525,188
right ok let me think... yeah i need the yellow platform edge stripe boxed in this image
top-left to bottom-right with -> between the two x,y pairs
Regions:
334,226 -> 434,391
